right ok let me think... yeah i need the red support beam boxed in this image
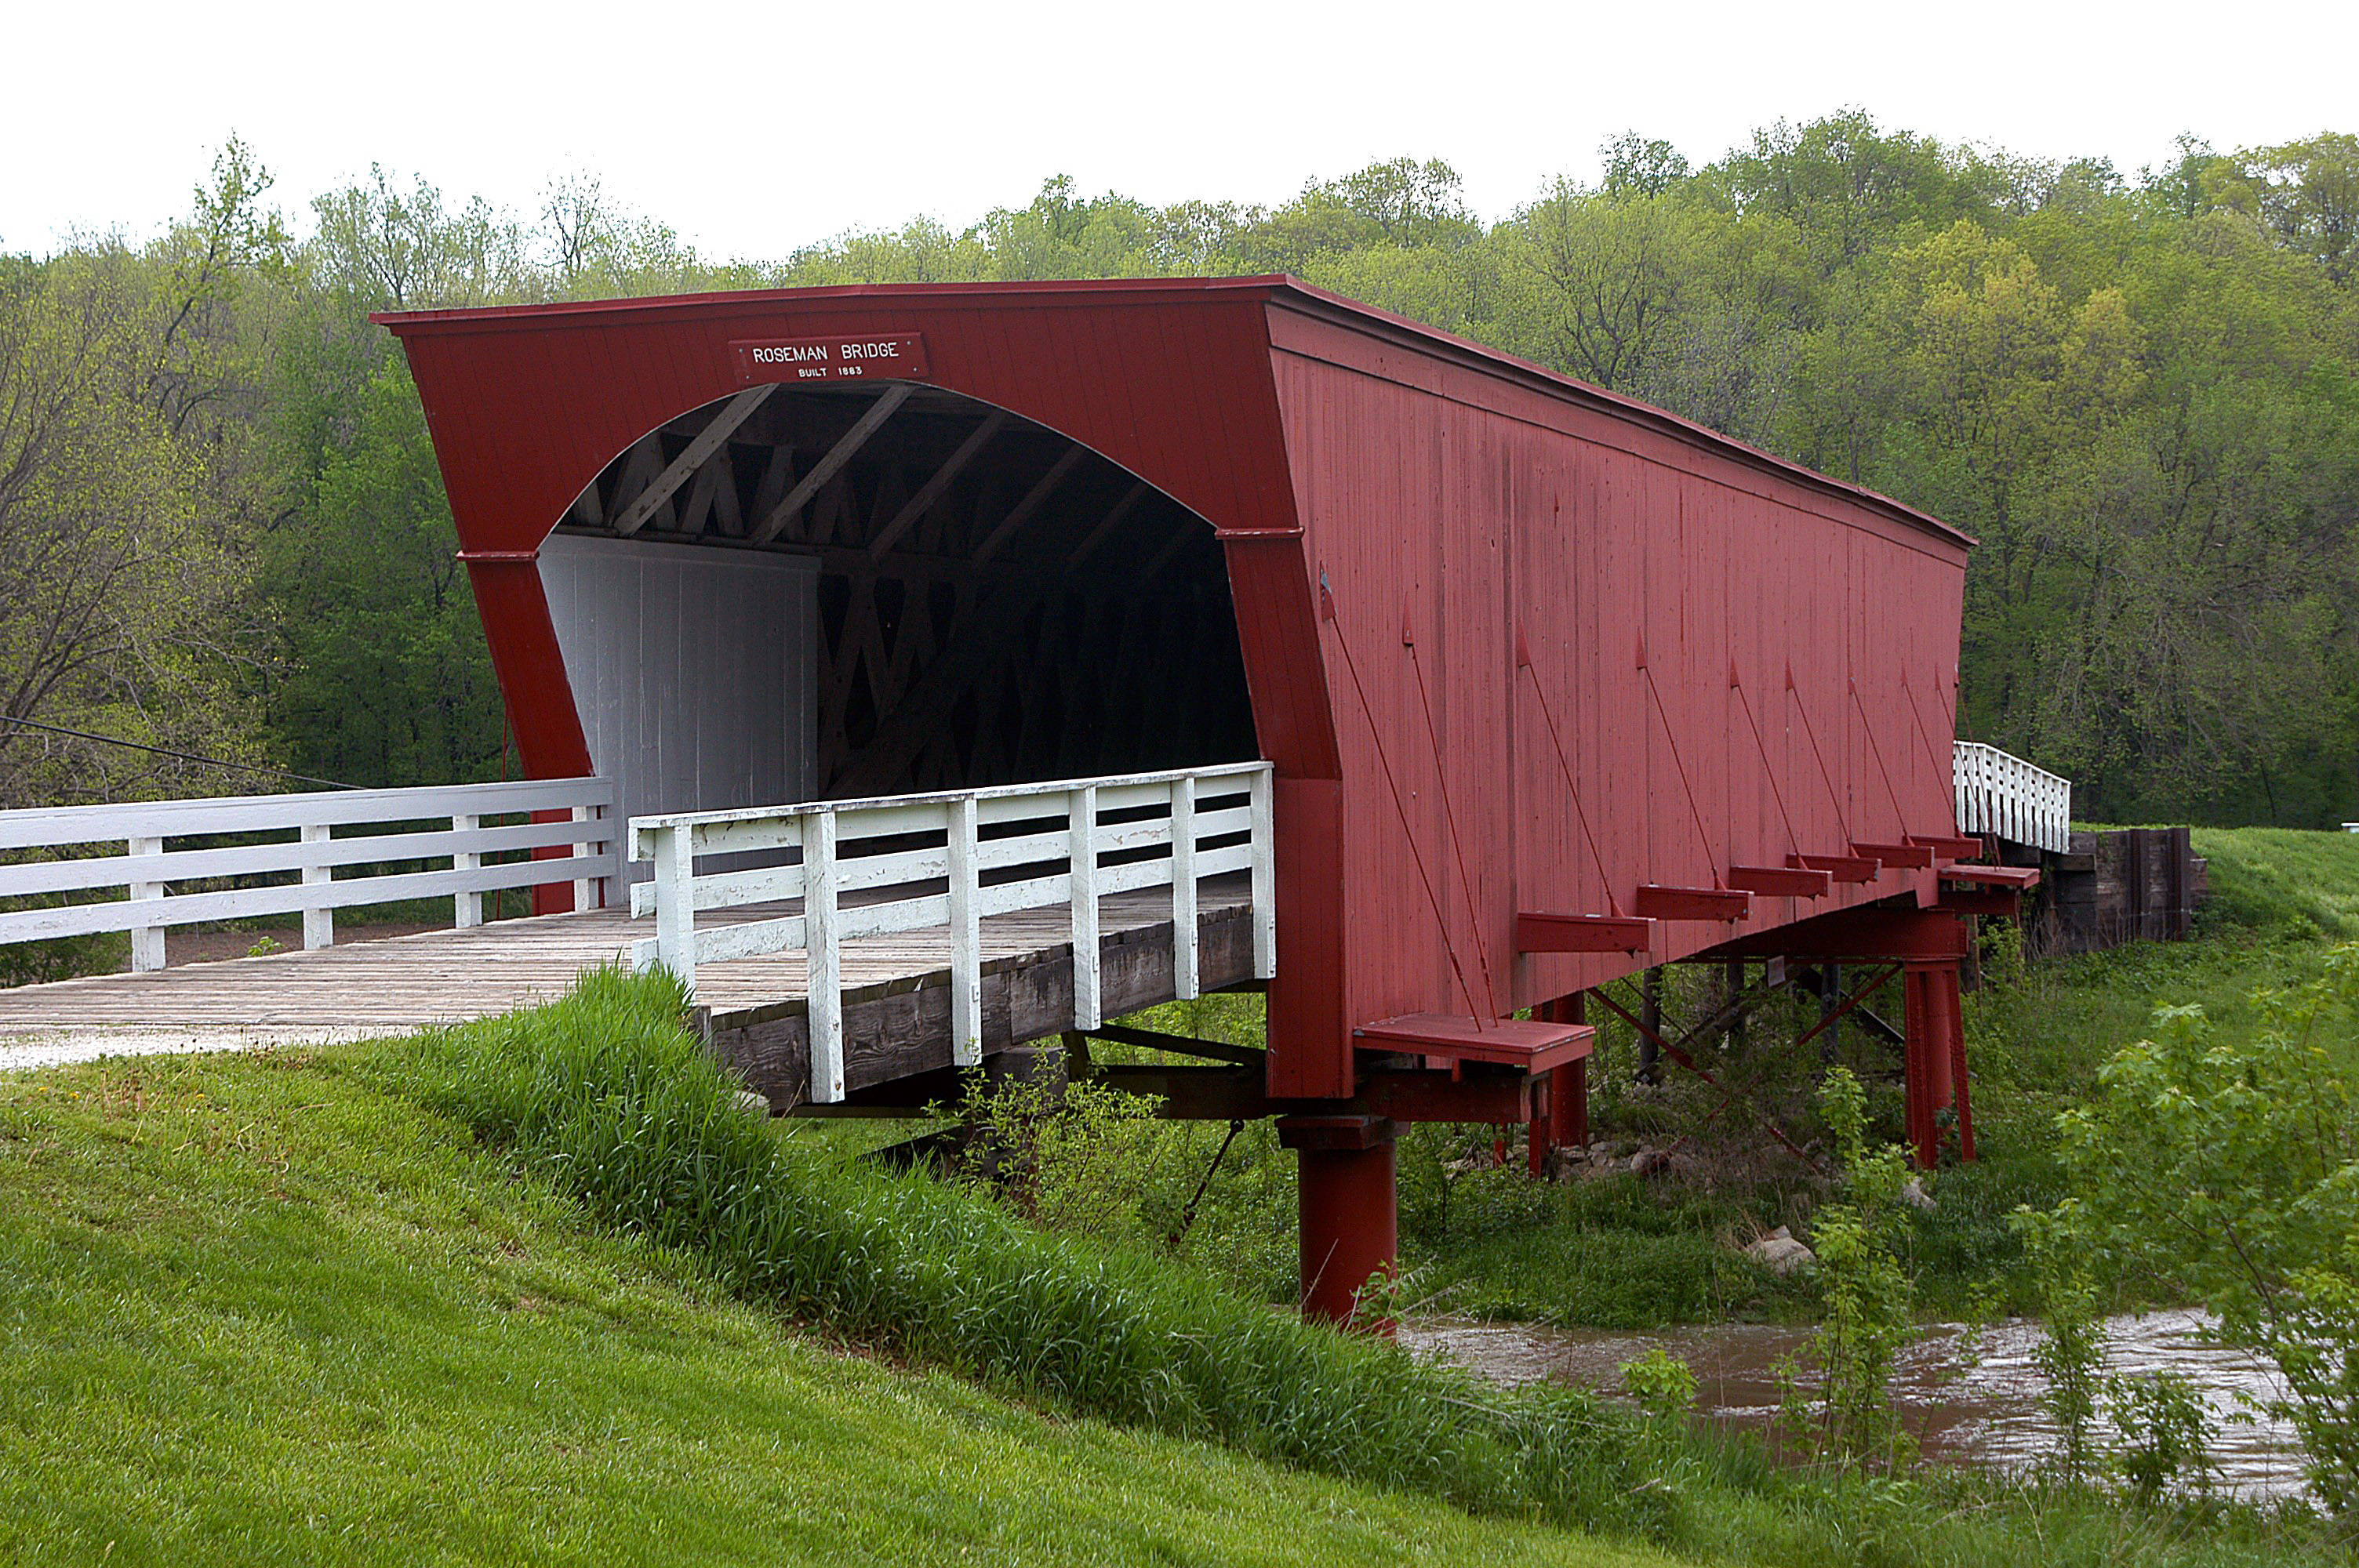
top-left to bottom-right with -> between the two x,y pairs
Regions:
1728,865 -> 1833,898
1791,852 -> 1881,883
1515,913 -> 1655,953
1852,840 -> 1935,869
1909,833 -> 1987,860
1634,884 -> 1754,921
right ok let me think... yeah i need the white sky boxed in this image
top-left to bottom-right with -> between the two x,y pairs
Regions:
9,0 -> 2356,260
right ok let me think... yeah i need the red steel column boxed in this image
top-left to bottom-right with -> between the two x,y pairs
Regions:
1279,1116 -> 1398,1329
1531,993 -> 1587,1170
1941,963 -> 1976,1161
1901,960 -> 1964,1168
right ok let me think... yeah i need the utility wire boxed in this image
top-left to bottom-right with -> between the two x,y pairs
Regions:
0,716 -> 361,792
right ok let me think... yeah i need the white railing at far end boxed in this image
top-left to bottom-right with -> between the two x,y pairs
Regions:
628,762 -> 1277,1104
1953,742 -> 2071,855
0,776 -> 616,969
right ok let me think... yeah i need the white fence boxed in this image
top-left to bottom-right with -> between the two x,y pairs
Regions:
0,778 -> 616,969
630,762 -> 1277,1103
1954,742 -> 2071,854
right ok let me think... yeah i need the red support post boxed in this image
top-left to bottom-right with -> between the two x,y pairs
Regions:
1900,959 -> 1965,1168
1943,964 -> 1976,1161
1279,1116 -> 1398,1329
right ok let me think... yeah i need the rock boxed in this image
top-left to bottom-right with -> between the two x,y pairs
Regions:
734,1087 -> 774,1116
1744,1225 -> 1816,1276
1902,1176 -> 1936,1212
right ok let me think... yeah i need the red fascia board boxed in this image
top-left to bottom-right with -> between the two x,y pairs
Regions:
371,275 -> 1293,334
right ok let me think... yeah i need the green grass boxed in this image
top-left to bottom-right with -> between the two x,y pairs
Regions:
0,1040 -> 1675,1567
4,973 -> 2344,1567
2193,826 -> 2359,940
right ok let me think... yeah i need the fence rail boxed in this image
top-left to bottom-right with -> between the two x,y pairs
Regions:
630,762 -> 1277,1103
1953,742 -> 2071,854
0,777 -> 616,968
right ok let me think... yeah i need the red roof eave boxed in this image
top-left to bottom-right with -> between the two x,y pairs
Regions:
373,274 -> 1972,553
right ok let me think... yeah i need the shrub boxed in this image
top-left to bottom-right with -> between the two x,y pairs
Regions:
2046,946 -> 2359,1512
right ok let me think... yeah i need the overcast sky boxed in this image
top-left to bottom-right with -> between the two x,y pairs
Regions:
9,1 -> 2355,260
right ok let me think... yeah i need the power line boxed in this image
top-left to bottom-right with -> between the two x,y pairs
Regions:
0,715 -> 360,792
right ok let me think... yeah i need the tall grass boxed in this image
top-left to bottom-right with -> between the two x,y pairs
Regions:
383,966 -> 1670,1539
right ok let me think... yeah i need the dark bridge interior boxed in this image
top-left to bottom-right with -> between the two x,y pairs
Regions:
554,380 -> 1259,797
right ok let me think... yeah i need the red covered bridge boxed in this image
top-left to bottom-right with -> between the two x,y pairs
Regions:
0,276 -> 2056,1328
355,277 -> 2031,1317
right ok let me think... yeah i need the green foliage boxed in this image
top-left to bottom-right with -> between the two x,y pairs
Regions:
1777,1069 -> 1918,1469
2046,948 -> 2359,1510
951,1063 -> 1178,1245
2016,1204 -> 2109,1486
2110,1371 -> 2220,1501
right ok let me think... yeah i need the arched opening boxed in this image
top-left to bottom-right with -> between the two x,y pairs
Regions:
538,379 -> 1259,838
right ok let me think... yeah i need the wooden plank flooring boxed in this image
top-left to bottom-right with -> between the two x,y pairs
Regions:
0,877 -> 1255,1085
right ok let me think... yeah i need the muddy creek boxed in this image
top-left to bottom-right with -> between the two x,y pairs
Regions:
1401,1310 -> 2310,1498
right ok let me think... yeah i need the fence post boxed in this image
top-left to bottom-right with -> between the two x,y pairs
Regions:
1249,766 -> 1277,980
126,837 -> 165,972
300,823 -> 333,950
572,802 -> 599,913
1169,775 -> 1198,1001
1068,785 -> 1100,1030
651,823 -> 696,998
453,815 -> 482,928
946,794 -> 981,1066
805,809 -> 844,1102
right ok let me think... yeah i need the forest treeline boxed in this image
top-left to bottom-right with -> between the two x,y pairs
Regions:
3,115 -> 2355,824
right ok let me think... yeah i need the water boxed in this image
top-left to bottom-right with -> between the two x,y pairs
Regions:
1401,1310 -> 2312,1498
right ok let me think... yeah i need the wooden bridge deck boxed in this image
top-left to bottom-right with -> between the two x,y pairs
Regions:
0,874 -> 1257,1098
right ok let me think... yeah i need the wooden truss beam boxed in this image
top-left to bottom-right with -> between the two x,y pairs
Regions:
752,383 -> 914,545
612,385 -> 775,537
1067,481 -> 1151,568
867,409 -> 1009,560
972,447 -> 1085,563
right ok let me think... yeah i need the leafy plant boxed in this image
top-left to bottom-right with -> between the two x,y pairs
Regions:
1776,1067 -> 1919,1469
2047,945 -> 2359,1511
2109,1370 -> 2219,1501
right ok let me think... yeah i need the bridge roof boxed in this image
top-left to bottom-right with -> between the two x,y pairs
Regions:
378,275 -> 1969,551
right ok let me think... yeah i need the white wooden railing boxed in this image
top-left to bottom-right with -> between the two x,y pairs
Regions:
629,763 -> 1277,1103
1953,742 -> 2071,854
0,778 -> 616,969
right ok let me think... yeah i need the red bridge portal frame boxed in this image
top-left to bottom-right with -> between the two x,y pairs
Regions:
383,278 -> 1997,1323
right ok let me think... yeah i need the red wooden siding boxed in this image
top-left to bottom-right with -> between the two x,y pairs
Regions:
381,277 -> 1972,1106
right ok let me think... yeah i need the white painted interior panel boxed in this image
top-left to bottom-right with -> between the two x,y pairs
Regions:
539,533 -> 818,882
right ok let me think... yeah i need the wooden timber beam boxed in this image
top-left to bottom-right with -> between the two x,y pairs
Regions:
1067,481 -> 1151,568
1515,913 -> 1654,953
1705,906 -> 1968,961
1910,833 -> 1987,859
1728,865 -> 1832,898
1791,851 -> 1880,883
867,409 -> 1009,560
752,383 -> 915,545
612,385 -> 775,537
972,446 -> 1085,563
1082,1022 -> 1264,1068
1852,840 -> 1935,868
1634,884 -> 1753,921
